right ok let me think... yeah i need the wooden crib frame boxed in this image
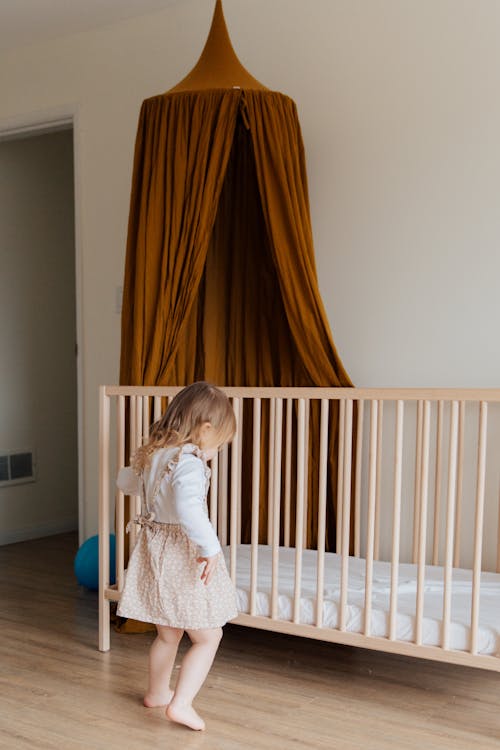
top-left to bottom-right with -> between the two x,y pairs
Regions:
99,386 -> 500,672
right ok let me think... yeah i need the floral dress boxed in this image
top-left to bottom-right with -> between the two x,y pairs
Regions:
116,444 -> 238,629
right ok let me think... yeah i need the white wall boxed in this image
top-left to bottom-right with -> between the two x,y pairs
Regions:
0,0 -> 499,539
0,130 -> 78,543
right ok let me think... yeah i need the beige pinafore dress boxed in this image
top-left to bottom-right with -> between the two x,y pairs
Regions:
117,447 -> 238,629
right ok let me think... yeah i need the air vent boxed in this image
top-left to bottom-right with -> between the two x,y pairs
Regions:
0,456 -> 8,482
0,450 -> 36,486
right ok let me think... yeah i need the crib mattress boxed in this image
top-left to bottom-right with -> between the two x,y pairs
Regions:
223,544 -> 500,656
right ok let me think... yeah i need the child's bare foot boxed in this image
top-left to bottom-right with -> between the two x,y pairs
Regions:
143,689 -> 174,708
166,701 -> 206,731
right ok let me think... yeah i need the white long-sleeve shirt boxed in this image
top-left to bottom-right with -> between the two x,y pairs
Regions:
117,444 -> 221,557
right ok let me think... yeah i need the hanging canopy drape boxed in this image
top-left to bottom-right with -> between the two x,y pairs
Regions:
119,0 -> 353,555
120,88 -> 351,390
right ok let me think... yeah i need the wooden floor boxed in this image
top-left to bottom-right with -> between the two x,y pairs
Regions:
1,533 -> 500,750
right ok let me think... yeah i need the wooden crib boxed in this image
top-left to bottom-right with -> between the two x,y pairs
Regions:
99,386 -> 500,673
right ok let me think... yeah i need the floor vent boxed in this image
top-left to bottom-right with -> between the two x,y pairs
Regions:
0,451 -> 36,486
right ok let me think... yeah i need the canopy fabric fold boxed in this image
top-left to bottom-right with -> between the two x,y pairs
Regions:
244,91 -> 351,387
121,91 -> 241,386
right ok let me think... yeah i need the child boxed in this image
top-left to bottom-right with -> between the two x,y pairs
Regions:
116,382 -> 238,731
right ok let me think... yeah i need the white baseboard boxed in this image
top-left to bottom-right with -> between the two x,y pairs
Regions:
0,518 -> 78,546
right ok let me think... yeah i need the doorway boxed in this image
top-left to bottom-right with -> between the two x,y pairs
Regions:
0,126 -> 79,545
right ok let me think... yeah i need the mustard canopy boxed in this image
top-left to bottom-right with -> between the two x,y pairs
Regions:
120,0 -> 353,551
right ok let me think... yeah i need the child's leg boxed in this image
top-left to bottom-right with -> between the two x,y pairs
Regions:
166,627 -> 223,731
143,625 -> 184,707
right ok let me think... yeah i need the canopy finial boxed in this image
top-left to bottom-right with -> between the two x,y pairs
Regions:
169,0 -> 266,92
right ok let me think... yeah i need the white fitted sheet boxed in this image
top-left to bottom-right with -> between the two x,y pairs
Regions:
223,544 -> 500,655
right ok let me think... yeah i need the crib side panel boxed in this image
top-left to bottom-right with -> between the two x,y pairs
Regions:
99,386 -> 500,671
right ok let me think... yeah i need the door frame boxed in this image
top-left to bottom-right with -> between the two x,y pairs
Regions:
0,104 -> 85,544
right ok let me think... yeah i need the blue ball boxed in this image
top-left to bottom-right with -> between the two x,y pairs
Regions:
74,534 -> 116,590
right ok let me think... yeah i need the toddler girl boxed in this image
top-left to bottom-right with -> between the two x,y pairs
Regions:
116,382 -> 238,731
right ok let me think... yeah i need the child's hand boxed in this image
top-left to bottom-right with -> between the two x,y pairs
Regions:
197,554 -> 219,585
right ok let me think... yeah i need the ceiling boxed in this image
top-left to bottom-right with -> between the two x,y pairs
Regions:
0,0 -> 182,53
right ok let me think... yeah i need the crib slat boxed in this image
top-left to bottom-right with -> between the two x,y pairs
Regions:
219,444 -> 229,545
415,401 -> 431,646
267,398 -> 276,545
303,400 -> 310,548
210,451 -> 218,531
442,401 -> 459,650
142,396 -> 149,441
98,387 -> 111,651
153,395 -> 162,422
129,397 -> 138,549
230,398 -> 241,584
432,400 -> 444,566
237,401 -> 243,545
293,399 -> 306,624
497,483 -> 500,574
454,401 -> 465,568
129,394 -> 136,451
471,402 -> 487,655
271,399 -> 283,619
340,400 -> 353,631
116,395 -> 125,592
413,400 -> 423,563
354,400 -> 364,558
364,400 -> 378,636
250,398 -> 261,616
389,400 -> 404,641
284,398 -> 293,548
336,400 -> 345,554
374,400 -> 384,561
135,397 -> 143,523
315,399 -> 329,627
136,394 -> 143,447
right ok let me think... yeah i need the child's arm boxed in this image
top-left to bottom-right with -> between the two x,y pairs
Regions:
171,455 -> 222,558
116,466 -> 141,495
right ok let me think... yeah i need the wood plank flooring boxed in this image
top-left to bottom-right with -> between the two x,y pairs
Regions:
1,533 -> 500,749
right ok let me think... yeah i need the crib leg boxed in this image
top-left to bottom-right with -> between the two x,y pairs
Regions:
99,386 -> 111,652
99,593 -> 110,652
98,529 -> 111,651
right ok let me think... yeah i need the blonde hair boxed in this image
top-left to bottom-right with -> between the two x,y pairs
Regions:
132,382 -> 236,472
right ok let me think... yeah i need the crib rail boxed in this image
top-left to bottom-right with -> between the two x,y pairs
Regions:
99,386 -> 500,672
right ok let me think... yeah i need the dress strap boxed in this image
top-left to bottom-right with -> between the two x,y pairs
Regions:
126,472 -> 156,533
150,443 -> 211,501
179,443 -> 212,483
150,450 -> 181,502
